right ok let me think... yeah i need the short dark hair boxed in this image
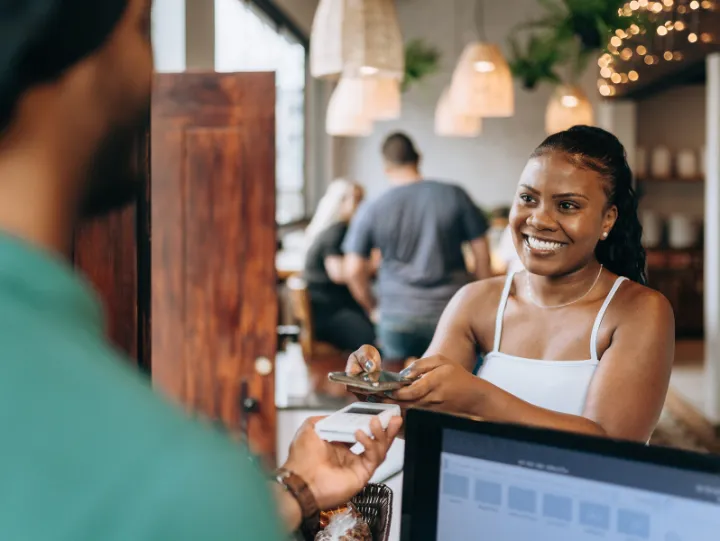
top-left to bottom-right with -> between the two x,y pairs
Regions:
0,0 -> 129,134
381,132 -> 420,166
531,125 -> 646,285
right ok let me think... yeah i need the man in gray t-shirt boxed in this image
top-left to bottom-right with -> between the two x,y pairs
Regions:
343,132 -> 491,360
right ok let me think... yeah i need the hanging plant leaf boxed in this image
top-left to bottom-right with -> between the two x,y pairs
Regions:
508,32 -> 565,90
508,0 -> 649,90
402,39 -> 441,93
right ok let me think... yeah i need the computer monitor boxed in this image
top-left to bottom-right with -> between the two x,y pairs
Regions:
401,409 -> 720,541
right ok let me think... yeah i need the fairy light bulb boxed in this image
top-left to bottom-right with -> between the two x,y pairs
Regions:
629,70 -> 639,81
657,26 -> 668,36
611,73 -> 622,83
664,51 -> 674,60
675,21 -> 686,31
690,0 -> 700,8
599,85 -> 612,96
600,67 -> 613,78
637,45 -> 648,55
621,48 -> 633,60
689,32 -> 698,42
611,36 -> 623,47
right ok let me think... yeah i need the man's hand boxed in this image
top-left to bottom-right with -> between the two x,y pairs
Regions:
282,416 -> 402,511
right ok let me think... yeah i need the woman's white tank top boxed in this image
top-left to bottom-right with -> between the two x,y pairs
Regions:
477,271 -> 628,416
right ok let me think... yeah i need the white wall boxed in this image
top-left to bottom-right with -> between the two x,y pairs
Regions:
334,0 -> 602,210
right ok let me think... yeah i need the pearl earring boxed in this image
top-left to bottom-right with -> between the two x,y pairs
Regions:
602,232 -> 609,239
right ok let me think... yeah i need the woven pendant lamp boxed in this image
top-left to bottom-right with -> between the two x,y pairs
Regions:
435,87 -> 482,137
326,76 -> 374,136
545,85 -> 594,135
366,77 -> 401,120
449,42 -> 514,118
310,0 -> 405,80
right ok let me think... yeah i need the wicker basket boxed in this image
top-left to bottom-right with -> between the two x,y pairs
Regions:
302,483 -> 394,540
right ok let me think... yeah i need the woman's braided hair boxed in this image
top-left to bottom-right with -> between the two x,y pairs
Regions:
530,125 -> 647,285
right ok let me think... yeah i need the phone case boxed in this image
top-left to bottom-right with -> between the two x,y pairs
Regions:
327,372 -> 412,392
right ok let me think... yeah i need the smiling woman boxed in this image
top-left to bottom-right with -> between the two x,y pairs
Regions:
346,126 -> 675,445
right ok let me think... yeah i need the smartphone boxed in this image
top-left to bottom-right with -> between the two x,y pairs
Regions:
328,370 -> 413,392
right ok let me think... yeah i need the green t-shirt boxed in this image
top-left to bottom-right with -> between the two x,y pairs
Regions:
0,234 -> 284,540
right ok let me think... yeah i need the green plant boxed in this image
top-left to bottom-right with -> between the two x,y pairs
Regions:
402,39 -> 441,92
508,0 -> 647,90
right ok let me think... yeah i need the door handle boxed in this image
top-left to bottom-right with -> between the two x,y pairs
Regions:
239,379 -> 260,438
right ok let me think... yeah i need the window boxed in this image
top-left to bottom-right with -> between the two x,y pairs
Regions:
215,0 -> 307,224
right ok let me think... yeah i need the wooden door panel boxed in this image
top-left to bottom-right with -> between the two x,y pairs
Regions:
152,72 -> 277,458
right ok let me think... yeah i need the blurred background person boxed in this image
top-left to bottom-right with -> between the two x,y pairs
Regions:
344,132 -> 491,361
303,179 -> 375,351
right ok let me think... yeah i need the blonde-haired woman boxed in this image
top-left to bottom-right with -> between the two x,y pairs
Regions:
303,179 -> 375,351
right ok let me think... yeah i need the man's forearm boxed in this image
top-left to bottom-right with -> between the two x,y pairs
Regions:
347,277 -> 376,314
271,482 -> 303,532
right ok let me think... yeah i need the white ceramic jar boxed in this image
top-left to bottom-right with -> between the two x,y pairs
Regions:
651,146 -> 672,179
677,149 -> 698,179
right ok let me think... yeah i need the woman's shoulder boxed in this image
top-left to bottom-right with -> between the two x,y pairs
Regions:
455,275 -> 509,307
612,276 -> 675,325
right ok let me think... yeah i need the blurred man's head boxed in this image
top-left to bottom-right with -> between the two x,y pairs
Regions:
381,132 -> 422,185
0,0 -> 153,243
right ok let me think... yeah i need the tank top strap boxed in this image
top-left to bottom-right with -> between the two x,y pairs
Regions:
590,276 -> 629,361
493,271 -> 517,353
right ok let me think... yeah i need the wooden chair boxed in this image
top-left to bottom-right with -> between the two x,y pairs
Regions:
286,276 -> 352,400
286,275 -> 347,360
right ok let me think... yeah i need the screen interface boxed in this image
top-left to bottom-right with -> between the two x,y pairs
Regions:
437,428 -> 720,541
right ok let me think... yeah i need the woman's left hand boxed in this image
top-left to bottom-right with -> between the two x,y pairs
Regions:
388,355 -> 483,415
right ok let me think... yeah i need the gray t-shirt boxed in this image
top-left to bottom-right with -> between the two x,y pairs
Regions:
343,180 -> 488,320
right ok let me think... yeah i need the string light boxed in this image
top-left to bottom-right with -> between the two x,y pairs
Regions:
663,0 -> 673,5
657,26 -> 668,36
637,45 -> 648,55
675,21 -> 686,31
611,36 -> 623,47
689,32 -> 698,42
616,29 -> 627,38
611,73 -> 622,83
630,24 -> 641,34
599,85 -> 612,97
621,48 -> 634,60
674,51 -> 684,60
629,70 -> 639,81
690,0 -> 700,8
678,4 -> 688,13
600,67 -> 613,78
701,33 -> 714,43
630,0 -> 640,9
664,50 -> 674,60
639,0 -> 649,5
644,55 -> 656,64
701,0 -> 712,7
620,73 -> 629,83
652,1 -> 664,11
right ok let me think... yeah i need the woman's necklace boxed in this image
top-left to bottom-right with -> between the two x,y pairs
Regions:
526,265 -> 604,309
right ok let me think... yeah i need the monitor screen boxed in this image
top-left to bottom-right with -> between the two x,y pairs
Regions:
437,428 -> 720,541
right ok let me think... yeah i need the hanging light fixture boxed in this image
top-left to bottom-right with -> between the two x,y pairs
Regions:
448,0 -> 514,117
366,77 -> 402,120
435,87 -> 482,137
310,0 -> 405,80
326,76 -> 374,136
545,85 -> 594,135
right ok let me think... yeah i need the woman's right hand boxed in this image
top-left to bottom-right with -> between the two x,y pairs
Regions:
345,344 -> 382,375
